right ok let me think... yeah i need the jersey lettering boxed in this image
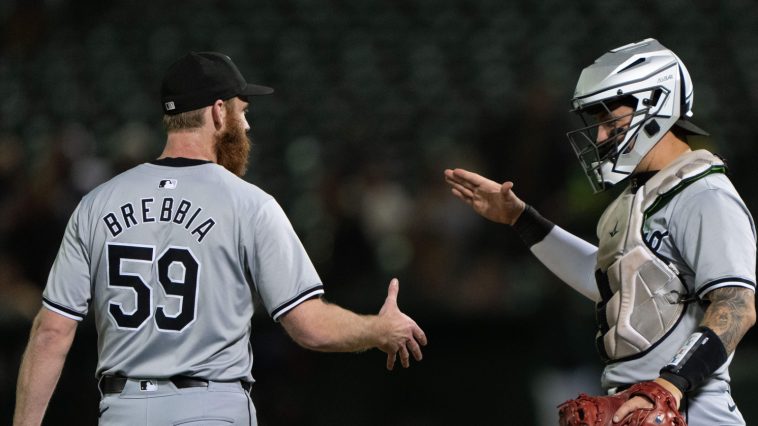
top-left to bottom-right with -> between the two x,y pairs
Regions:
184,207 -> 201,229
120,203 -> 138,229
101,197 -> 216,243
644,230 -> 669,253
103,213 -> 123,237
160,197 -> 174,222
173,200 -> 191,224
107,243 -> 199,332
141,198 -> 155,223
191,219 -> 216,243
107,244 -> 154,329
155,247 -> 199,331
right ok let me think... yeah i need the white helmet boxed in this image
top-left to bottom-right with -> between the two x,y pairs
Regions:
566,38 -> 708,193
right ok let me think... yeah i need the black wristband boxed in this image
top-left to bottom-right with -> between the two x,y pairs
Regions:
658,371 -> 690,394
659,326 -> 728,393
512,204 -> 555,247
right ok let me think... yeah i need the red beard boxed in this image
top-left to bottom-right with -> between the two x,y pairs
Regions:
215,115 -> 251,177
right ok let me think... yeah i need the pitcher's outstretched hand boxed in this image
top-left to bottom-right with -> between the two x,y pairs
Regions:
377,279 -> 427,370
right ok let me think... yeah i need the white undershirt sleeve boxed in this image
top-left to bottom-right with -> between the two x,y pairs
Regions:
530,226 -> 600,302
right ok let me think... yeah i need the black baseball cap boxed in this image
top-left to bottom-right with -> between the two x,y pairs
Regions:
161,51 -> 273,115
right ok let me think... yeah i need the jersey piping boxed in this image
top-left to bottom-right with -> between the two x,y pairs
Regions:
270,284 -> 325,321
42,297 -> 86,321
696,277 -> 756,298
643,165 -> 727,221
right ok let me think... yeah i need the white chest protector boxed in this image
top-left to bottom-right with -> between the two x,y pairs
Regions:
594,150 -> 726,362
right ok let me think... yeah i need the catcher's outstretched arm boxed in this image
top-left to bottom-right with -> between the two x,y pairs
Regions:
443,168 -> 600,301
514,206 -> 600,302
529,225 -> 600,302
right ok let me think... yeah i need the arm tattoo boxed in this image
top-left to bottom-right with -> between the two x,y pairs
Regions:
701,287 -> 756,354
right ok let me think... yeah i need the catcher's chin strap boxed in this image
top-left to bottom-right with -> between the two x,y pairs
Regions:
659,326 -> 728,393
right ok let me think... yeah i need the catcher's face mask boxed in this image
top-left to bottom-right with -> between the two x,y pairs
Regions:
566,38 -> 709,193
567,98 -> 646,193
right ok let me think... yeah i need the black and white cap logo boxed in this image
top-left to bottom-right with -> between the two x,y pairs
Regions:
158,179 -> 178,189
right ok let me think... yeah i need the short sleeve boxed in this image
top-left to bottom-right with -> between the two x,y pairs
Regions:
42,203 -> 92,321
670,186 -> 757,299
248,199 -> 324,321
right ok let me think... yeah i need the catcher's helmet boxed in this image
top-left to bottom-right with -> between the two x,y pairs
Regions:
566,38 -> 708,193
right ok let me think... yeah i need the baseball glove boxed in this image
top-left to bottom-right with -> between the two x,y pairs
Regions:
557,381 -> 687,426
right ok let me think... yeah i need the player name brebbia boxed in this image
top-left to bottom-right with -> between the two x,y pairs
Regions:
102,197 -> 216,243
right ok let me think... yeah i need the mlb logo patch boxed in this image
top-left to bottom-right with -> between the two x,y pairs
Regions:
139,380 -> 157,392
159,179 -> 177,189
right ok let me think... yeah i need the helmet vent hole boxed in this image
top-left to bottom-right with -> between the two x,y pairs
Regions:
618,57 -> 646,72
650,89 -> 663,106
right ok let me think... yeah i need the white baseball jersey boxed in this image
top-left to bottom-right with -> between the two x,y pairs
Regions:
42,158 -> 324,382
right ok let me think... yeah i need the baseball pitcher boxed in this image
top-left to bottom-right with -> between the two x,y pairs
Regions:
14,52 -> 427,426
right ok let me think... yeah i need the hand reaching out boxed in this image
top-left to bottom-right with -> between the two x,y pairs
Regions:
443,168 -> 526,225
377,278 -> 427,370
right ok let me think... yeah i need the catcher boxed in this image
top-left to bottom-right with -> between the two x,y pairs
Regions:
445,39 -> 755,425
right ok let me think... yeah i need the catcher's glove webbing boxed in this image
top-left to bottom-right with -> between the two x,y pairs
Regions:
558,381 -> 687,426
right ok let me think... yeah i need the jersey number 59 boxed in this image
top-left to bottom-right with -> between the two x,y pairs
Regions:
107,243 -> 199,332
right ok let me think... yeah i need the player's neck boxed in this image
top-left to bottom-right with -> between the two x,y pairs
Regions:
634,132 -> 691,174
160,131 -> 217,163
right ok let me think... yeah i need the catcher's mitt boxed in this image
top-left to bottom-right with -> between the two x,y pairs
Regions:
557,381 -> 687,426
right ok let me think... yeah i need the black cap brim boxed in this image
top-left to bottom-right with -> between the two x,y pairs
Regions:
674,119 -> 709,136
240,83 -> 274,99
